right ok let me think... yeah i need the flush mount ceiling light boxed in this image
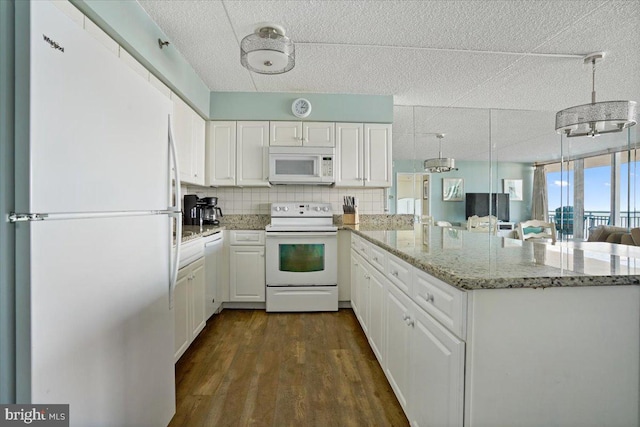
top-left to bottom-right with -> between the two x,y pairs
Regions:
240,24 -> 295,74
555,52 -> 637,138
424,134 -> 457,173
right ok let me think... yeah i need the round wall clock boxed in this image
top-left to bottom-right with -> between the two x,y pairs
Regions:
291,98 -> 312,118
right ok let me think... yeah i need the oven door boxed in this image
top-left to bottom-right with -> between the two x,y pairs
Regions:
266,231 -> 337,286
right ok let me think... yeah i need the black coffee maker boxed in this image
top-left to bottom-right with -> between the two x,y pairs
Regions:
183,194 -> 202,226
200,197 -> 223,225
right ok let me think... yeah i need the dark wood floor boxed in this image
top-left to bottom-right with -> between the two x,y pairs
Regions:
170,309 -> 409,427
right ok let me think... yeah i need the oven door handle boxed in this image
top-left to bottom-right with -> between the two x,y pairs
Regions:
266,231 -> 337,238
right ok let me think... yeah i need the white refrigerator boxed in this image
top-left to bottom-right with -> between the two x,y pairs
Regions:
12,2 -> 180,425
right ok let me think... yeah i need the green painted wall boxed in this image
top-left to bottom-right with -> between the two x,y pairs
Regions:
390,160 -> 534,224
70,0 -> 210,117
209,92 -> 393,123
0,0 -> 16,404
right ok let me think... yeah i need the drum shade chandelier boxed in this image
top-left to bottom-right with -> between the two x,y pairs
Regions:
424,134 -> 457,173
555,52 -> 637,138
240,24 -> 295,74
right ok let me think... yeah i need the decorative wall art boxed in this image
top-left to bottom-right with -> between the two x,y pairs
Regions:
503,179 -> 523,201
442,178 -> 464,202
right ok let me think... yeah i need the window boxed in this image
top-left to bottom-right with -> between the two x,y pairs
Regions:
584,154 -> 611,229
620,149 -> 640,228
546,161 -> 574,220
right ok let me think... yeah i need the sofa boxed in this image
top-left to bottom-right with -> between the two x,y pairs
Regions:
587,225 -> 640,245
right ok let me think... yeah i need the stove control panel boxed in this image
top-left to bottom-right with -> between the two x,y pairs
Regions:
271,203 -> 333,217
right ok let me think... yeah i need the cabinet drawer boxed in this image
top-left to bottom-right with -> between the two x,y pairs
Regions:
386,253 -> 412,295
412,269 -> 467,340
351,234 -> 369,258
179,238 -> 204,269
230,230 -> 265,245
368,243 -> 386,273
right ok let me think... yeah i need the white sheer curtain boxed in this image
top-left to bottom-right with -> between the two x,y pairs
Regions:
531,165 -> 548,221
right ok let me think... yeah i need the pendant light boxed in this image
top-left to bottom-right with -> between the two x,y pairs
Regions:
424,134 -> 457,173
555,52 -> 637,138
240,24 -> 295,74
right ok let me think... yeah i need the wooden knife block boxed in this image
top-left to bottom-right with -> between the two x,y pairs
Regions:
343,213 -> 359,225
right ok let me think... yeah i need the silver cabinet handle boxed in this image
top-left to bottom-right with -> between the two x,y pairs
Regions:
364,274 -> 370,280
391,271 -> 399,277
406,318 -> 415,327
373,257 -> 378,261
402,314 -> 410,321
426,293 -> 434,303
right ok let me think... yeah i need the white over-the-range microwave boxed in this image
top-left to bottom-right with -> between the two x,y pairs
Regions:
268,146 -> 335,185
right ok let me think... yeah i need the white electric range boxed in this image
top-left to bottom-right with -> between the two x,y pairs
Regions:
265,202 -> 338,312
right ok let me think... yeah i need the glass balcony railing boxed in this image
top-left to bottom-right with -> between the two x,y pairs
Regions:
546,210 -> 640,239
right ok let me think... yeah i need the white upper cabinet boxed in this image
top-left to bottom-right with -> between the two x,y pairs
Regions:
303,122 -> 335,147
364,124 -> 392,187
270,121 -> 303,146
336,123 -> 391,187
206,121 -> 236,186
172,95 -> 205,186
237,121 -> 270,187
270,122 -> 335,147
335,123 -> 364,187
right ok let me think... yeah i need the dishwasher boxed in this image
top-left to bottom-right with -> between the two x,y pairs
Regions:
204,231 -> 224,318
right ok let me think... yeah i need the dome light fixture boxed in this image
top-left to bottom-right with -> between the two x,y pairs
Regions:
240,24 -> 295,74
424,134 -> 457,173
555,52 -> 637,138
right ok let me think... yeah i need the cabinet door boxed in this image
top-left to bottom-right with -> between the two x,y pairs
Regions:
237,121 -> 270,187
190,258 -> 206,340
357,257 -> 370,335
410,303 -> 465,427
350,252 -> 360,316
368,267 -> 386,364
229,246 -> 266,301
172,96 -> 193,184
205,237 -> 224,318
206,121 -> 236,186
191,113 -> 206,186
335,123 -> 364,187
384,283 -> 412,411
270,121 -> 302,146
364,124 -> 392,187
303,122 -> 335,147
173,267 -> 190,362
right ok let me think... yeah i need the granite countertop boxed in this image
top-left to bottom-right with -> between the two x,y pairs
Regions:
348,225 -> 640,290
180,225 -> 224,243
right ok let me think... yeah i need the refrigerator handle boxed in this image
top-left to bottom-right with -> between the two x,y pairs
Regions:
168,115 -> 182,309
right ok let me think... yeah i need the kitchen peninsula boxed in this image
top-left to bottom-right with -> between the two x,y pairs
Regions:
346,224 -> 640,427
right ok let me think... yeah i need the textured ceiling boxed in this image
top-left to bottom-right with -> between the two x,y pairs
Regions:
138,0 -> 640,163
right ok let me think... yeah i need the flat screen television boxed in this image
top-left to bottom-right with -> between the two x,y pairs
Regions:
465,193 -> 510,222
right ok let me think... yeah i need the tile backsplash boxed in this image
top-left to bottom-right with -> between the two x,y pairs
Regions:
180,185 -> 387,215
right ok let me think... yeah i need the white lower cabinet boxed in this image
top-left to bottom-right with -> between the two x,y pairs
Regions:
410,299 -> 464,427
367,266 -> 386,364
229,238 -> 265,302
174,257 -> 206,362
352,235 -> 465,426
351,252 -> 369,335
350,253 -> 361,317
384,282 -> 412,412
